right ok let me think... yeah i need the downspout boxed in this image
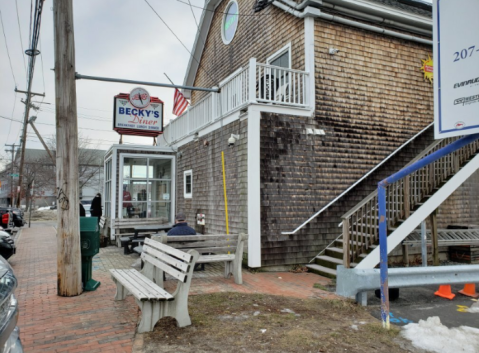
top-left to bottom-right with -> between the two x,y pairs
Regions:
272,1 -> 432,45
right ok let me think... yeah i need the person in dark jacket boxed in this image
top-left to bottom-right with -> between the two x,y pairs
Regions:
90,193 -> 102,220
167,212 -> 196,235
79,202 -> 86,217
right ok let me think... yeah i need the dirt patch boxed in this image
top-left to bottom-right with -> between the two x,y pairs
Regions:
27,210 -> 57,222
140,293 -> 414,353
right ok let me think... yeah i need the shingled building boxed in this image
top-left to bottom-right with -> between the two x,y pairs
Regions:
158,0 -> 479,271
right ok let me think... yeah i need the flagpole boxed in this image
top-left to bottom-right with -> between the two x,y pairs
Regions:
164,73 -> 175,86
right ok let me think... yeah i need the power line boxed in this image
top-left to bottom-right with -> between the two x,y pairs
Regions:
0,9 -> 18,86
14,0 -> 28,81
144,0 -> 218,85
175,0 -> 276,17
38,36 -> 46,92
5,92 -> 18,144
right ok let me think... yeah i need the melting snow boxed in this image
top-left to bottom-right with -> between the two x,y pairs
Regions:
401,316 -> 479,353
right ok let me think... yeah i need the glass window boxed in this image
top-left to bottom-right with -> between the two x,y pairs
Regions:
184,170 -> 192,198
121,156 -> 173,221
222,1 -> 239,45
149,158 -> 172,179
270,51 -> 289,69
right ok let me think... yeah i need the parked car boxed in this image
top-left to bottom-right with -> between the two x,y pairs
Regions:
0,209 -> 24,229
0,210 -> 14,233
80,200 -> 92,217
0,233 -> 15,261
0,255 -> 23,352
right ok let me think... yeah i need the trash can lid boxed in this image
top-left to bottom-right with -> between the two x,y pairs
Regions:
80,217 -> 98,232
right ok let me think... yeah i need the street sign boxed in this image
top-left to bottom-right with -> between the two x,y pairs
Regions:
433,0 -> 479,138
10,174 -> 19,177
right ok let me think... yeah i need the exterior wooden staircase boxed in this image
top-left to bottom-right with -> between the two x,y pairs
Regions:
307,136 -> 479,278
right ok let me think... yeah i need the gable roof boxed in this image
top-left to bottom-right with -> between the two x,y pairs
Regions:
182,0 -> 432,95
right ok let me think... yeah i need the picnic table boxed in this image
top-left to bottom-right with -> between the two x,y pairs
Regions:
121,224 -> 173,254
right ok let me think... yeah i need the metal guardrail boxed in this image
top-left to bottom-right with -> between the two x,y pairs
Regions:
336,264 -> 479,305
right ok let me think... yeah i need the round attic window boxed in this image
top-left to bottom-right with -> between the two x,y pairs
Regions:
222,1 -> 239,45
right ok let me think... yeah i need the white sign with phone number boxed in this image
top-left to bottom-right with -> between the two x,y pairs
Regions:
433,0 -> 479,138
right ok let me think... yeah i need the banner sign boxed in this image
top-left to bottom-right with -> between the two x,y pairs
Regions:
434,0 -> 479,138
113,90 -> 164,137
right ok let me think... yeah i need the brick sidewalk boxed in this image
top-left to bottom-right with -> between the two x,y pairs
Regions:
10,226 -> 139,353
10,225 -> 335,352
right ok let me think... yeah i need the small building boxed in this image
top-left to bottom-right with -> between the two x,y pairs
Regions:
102,145 -> 176,241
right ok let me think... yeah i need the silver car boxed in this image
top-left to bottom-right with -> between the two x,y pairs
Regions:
0,256 -> 23,353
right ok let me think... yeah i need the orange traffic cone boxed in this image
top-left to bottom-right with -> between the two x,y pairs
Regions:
435,285 -> 455,300
458,283 -> 479,298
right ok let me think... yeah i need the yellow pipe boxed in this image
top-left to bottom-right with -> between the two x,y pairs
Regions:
221,151 -> 229,235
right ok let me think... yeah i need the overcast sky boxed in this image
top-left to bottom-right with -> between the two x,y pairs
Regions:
0,0 -> 204,165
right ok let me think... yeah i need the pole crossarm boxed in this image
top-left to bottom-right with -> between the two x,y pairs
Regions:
75,73 -> 220,93
14,88 -> 45,97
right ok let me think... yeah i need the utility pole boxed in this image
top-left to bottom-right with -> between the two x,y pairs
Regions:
53,0 -> 82,296
4,144 -> 16,206
15,90 -> 44,209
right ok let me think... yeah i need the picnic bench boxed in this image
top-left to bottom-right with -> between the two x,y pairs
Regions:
159,233 -> 247,285
110,238 -> 199,333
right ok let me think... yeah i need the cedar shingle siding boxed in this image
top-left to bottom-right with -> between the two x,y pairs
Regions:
176,120 -> 248,235
176,0 -> 478,268
192,0 -> 305,103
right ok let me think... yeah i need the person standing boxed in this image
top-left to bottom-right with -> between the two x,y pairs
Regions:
90,193 -> 102,223
167,212 -> 196,235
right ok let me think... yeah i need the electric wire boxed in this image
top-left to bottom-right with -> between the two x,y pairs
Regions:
5,93 -> 18,145
38,36 -> 46,93
175,0 -> 276,17
144,0 -> 218,85
0,9 -> 18,86
14,0 -> 28,81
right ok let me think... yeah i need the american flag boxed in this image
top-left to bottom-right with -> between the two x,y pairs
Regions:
172,89 -> 189,116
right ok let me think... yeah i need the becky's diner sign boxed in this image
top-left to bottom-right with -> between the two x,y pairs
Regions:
113,88 -> 164,137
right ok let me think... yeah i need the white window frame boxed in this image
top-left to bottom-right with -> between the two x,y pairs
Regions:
221,0 -> 239,45
118,153 -> 176,221
184,169 -> 193,199
266,42 -> 292,68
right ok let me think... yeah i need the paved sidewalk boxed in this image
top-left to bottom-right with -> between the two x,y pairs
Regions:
10,224 -> 335,352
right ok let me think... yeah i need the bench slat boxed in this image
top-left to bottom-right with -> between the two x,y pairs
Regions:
143,245 -> 190,273
197,254 -> 235,263
166,235 -> 239,242
145,238 -> 193,262
141,252 -> 187,283
166,245 -> 237,254
110,269 -> 173,301
165,240 -> 238,249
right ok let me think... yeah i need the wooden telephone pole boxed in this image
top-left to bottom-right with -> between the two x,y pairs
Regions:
53,0 -> 82,296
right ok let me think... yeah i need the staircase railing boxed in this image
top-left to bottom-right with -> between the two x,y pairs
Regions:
341,136 -> 479,268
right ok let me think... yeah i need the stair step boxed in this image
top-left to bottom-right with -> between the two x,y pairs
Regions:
306,264 -> 337,278
315,255 -> 342,265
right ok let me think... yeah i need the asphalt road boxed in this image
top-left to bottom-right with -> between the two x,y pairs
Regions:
366,284 -> 479,329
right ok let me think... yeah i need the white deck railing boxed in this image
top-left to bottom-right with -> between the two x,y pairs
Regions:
163,58 -> 309,143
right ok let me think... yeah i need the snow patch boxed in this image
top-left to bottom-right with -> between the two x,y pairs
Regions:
401,316 -> 479,353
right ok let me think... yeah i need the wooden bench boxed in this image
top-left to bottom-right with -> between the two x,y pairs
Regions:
110,238 -> 199,333
112,217 -> 168,247
159,233 -> 247,285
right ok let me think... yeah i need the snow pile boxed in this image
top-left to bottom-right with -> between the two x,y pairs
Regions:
401,316 -> 479,353
467,302 -> 479,313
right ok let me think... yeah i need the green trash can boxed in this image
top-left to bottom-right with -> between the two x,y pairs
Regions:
80,217 -> 101,291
